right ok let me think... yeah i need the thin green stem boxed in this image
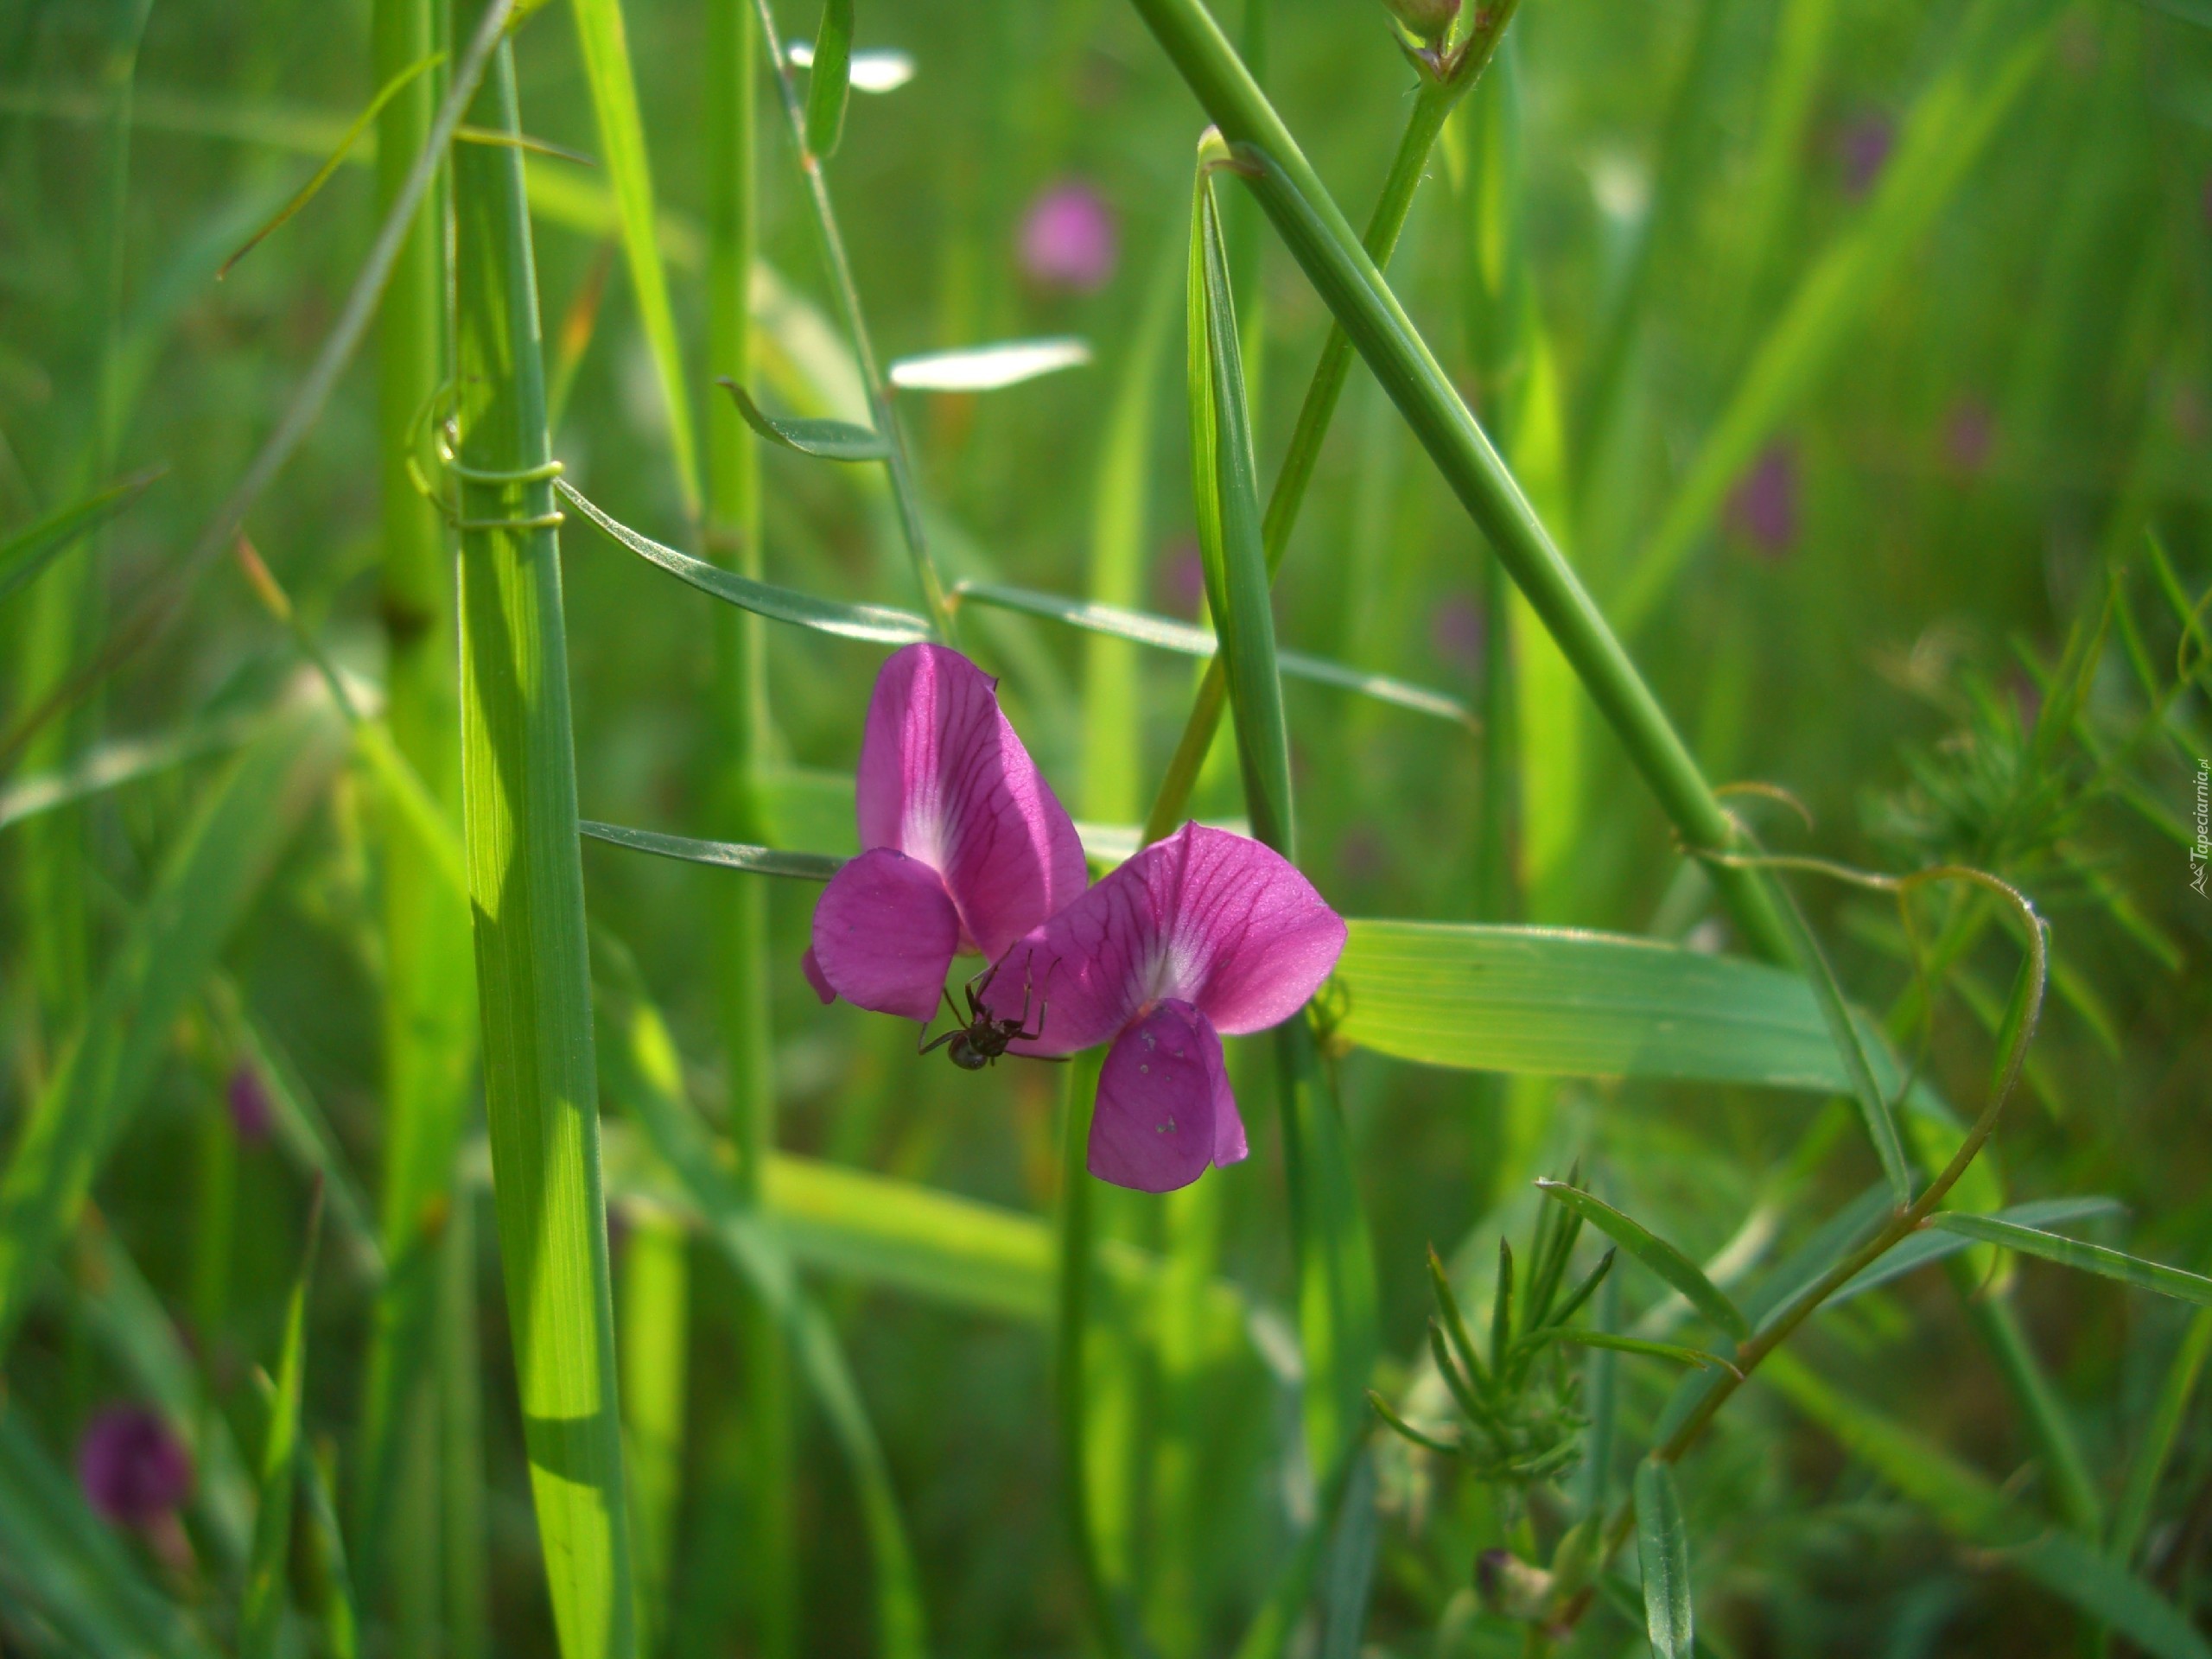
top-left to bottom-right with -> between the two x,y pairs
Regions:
749,0 -> 956,640
1118,0 -> 1796,965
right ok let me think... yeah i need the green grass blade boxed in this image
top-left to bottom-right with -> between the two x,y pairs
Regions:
561,478 -> 927,642
241,1187 -> 325,1659
1633,1458 -> 1694,1659
954,582 -> 1472,727
720,377 -> 887,458
297,1443 -> 361,1659
581,818 -> 843,880
451,13 -> 636,1653
570,0 -> 701,513
1931,1213 -> 2212,1306
0,467 -> 164,607
0,707 -> 262,832
0,1409 -> 216,1659
2111,1309 -> 2212,1564
1763,1351 -> 2212,1659
219,51 -> 443,279
1832,1197 -> 2121,1302
0,711 -> 340,1347
802,0 -> 853,159
889,338 -> 1092,391
619,1209 -> 690,1643
1535,1181 -> 1748,1341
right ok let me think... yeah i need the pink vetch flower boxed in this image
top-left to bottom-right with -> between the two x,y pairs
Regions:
226,1064 -> 273,1143
803,644 -> 1088,1024
1019,181 -> 1119,293
79,1405 -> 193,1527
981,823 -> 1346,1193
1725,442 -> 1799,558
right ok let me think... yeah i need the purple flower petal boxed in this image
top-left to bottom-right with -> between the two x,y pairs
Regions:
985,822 -> 1344,1053
79,1405 -> 192,1527
1087,1000 -> 1227,1192
853,643 -> 1087,961
801,945 -> 836,1006
1019,181 -> 1119,293
808,848 -> 963,1023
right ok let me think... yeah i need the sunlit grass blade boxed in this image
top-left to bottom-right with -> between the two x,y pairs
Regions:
1535,1181 -> 1748,1341
560,478 -> 926,641
0,707 -> 263,832
570,0 -> 700,513
802,0 -> 853,158
1763,1351 -> 2212,1659
0,710 -> 340,1345
451,12 -> 636,1653
785,40 -> 913,91
1930,1213 -> 2212,1306
1830,1196 -> 2121,1304
0,466 -> 164,607
720,377 -> 887,458
1632,1459 -> 1694,1659
888,338 -> 1092,391
582,818 -> 842,880
619,1209 -> 689,1643
950,582 -> 1475,727
0,1409 -> 216,1659
218,51 -> 443,279
241,1185 -> 324,1659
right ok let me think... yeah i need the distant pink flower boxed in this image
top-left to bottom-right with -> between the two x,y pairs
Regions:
79,1406 -> 192,1527
1726,442 -> 1798,558
804,644 -> 1088,1023
1942,399 -> 1995,474
1430,593 -> 1484,677
1019,181 -> 1119,293
982,823 -> 1345,1192
1156,535 -> 1205,618
1838,112 -> 1893,197
226,1065 -> 273,1143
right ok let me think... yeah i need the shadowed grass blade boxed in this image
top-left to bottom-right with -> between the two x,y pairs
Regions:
562,479 -> 926,642
1931,1213 -> 2212,1306
1633,1459 -> 1694,1659
0,708 -> 262,832
1535,1329 -> 1740,1376
0,710 -> 340,1346
1831,1197 -> 2122,1303
241,1187 -> 324,1659
0,467 -> 164,607
1536,1182 -> 1747,1341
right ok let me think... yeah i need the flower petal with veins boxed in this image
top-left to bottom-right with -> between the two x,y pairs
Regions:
983,821 -> 1344,1055
809,848 -> 962,1022
1088,1000 -> 1226,1192
854,643 -> 1087,960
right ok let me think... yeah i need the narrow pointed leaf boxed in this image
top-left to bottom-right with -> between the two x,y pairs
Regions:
241,1188 -> 324,1659
888,337 -> 1092,391
1930,1213 -> 2212,1306
720,378 -> 887,458
1535,1328 -> 1742,1376
1535,1182 -> 1748,1341
803,0 -> 854,157
561,480 -> 928,643
786,41 -> 914,92
581,819 -> 843,880
0,467 -> 165,607
1831,1197 -> 2122,1304
1633,1459 -> 1694,1659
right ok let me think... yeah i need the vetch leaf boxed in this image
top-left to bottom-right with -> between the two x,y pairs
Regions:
1535,1181 -> 1749,1341
1930,1212 -> 2212,1306
786,39 -> 915,92
719,376 -> 887,457
1533,1328 -> 1742,1377
803,0 -> 854,158
560,479 -> 928,644
0,467 -> 165,608
888,337 -> 1093,391
581,818 -> 844,881
1831,1197 -> 2122,1304
1634,1459 -> 1694,1659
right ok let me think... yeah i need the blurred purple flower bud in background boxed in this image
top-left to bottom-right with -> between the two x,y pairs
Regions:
226,1065 -> 273,1143
1942,398 -> 1995,475
1726,442 -> 1799,558
1156,536 -> 1206,618
79,1406 -> 192,1527
1837,112 -> 1894,197
1019,181 -> 1119,293
1429,593 -> 1485,677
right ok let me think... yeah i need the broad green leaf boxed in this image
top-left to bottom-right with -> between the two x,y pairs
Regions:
786,40 -> 914,92
1764,1351 -> 2212,1659
1633,1459 -> 1694,1659
951,581 -> 1475,728
888,337 -> 1093,391
720,376 -> 887,458
0,467 -> 164,608
1332,919 -> 1914,1096
569,0 -> 700,512
219,52 -> 443,279
1535,1182 -> 1748,1341
0,1409 -> 216,1659
241,1189 -> 323,1659
581,818 -> 843,881
1831,1197 -> 2122,1304
803,0 -> 854,158
561,478 -> 927,643
1932,1212 -> 2212,1306
0,710 -> 341,1346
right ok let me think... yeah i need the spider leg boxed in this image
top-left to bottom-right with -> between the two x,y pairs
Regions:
1012,994 -> 1049,1045
915,987 -> 964,1054
918,1027 -> 963,1058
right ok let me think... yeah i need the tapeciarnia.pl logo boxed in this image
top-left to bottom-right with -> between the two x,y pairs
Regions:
2193,759 -> 2209,898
